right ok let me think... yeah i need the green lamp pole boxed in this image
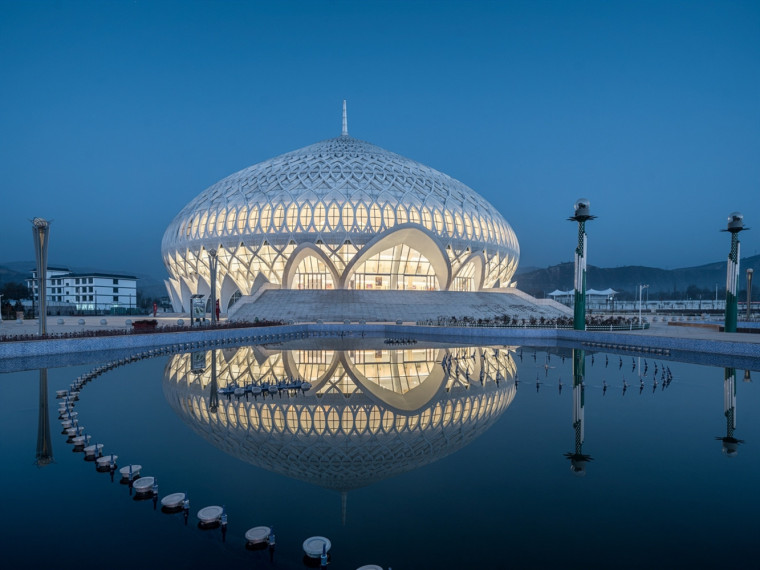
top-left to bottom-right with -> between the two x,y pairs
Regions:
723,212 -> 748,333
569,199 -> 595,331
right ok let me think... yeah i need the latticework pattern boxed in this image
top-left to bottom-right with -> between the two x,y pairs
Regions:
161,134 -> 520,312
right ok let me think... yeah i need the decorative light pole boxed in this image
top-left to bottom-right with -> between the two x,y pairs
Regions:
747,268 -> 753,321
32,217 -> 51,336
722,212 -> 748,332
208,248 -> 218,325
568,199 -> 595,331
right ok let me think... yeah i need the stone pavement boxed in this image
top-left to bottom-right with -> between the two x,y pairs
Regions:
0,314 -> 190,337
1,313 -> 758,348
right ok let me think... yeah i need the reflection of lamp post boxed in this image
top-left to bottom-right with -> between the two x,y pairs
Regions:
209,349 -> 218,413
638,284 -> 649,326
717,367 -> 743,456
568,199 -> 596,331
565,348 -> 592,475
209,248 -> 218,325
35,368 -> 54,467
722,212 -> 748,332
747,268 -> 753,321
32,217 -> 51,335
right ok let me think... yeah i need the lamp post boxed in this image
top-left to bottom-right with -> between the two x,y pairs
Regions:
722,212 -> 748,332
638,284 -> 649,327
568,199 -> 596,331
208,248 -> 218,325
32,218 -> 51,336
747,268 -> 753,321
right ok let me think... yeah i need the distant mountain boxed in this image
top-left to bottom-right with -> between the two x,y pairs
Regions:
0,261 -> 167,299
515,255 -> 760,300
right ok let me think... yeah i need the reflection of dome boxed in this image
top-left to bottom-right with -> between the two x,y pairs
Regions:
163,345 -> 516,490
161,111 -> 520,312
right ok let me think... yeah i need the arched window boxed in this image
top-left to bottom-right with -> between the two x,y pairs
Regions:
260,204 -> 272,233
341,203 -> 354,231
216,208 -> 226,234
433,209 -> 443,233
355,203 -> 368,231
327,203 -> 340,230
236,207 -> 247,234
314,202 -> 326,231
248,205 -> 259,232
293,255 -> 335,290
396,205 -> 408,224
383,204 -> 395,229
286,203 -> 298,232
421,207 -> 433,230
369,203 -> 382,231
300,203 -> 313,231
272,204 -> 285,231
349,244 -> 439,291
225,209 -> 237,235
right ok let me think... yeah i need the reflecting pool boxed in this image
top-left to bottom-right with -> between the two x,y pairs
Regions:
1,339 -> 759,569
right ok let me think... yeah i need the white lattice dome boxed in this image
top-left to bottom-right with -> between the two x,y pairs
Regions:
162,118 -> 520,312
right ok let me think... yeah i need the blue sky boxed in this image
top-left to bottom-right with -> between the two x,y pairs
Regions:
1,0 -> 758,279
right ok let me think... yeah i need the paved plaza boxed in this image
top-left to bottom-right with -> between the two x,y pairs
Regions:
1,312 -> 758,347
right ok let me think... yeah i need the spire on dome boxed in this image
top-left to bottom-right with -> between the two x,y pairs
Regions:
341,100 -> 348,136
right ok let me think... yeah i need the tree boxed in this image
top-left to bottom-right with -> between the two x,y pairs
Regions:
1,281 -> 30,301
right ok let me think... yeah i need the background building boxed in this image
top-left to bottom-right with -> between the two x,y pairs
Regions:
27,267 -> 138,314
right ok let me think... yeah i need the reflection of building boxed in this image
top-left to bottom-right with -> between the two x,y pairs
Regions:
27,267 -> 138,313
161,106 -> 520,313
163,344 -> 516,490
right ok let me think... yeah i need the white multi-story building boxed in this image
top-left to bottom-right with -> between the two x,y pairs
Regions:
27,267 -> 138,313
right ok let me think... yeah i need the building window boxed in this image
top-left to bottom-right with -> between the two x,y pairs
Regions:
113,287 -> 118,293
76,278 -> 80,284
89,278 -> 93,284
113,296 -> 119,302
113,279 -> 119,284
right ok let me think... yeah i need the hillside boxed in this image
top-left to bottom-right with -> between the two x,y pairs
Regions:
515,255 -> 760,300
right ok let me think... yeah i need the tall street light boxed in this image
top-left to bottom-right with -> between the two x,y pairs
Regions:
722,212 -> 748,332
638,284 -> 649,327
32,218 -> 51,336
568,199 -> 595,331
747,268 -> 753,321
209,248 -> 218,325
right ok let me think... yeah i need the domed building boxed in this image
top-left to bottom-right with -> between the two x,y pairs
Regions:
161,105 -> 520,314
